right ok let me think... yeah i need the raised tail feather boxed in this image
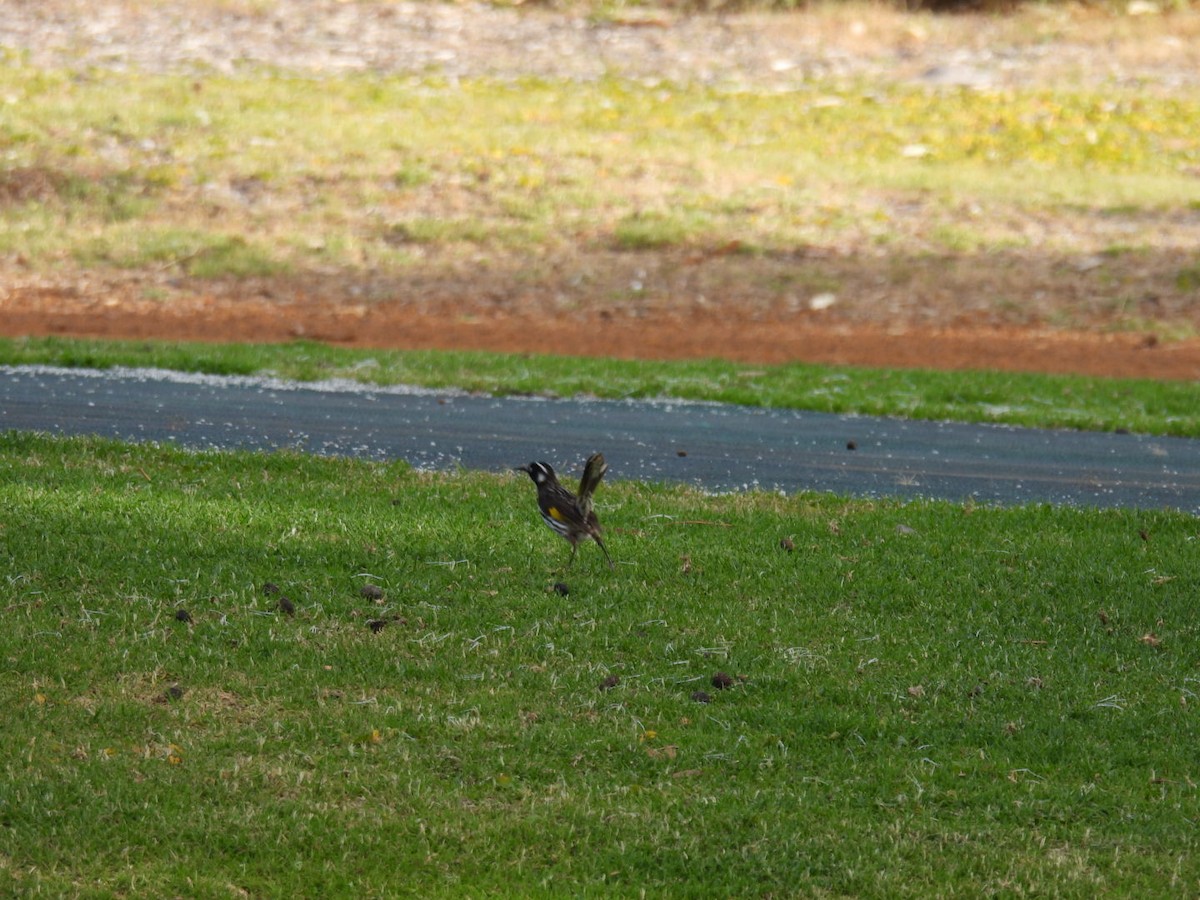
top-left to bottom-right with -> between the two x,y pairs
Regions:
577,452 -> 608,515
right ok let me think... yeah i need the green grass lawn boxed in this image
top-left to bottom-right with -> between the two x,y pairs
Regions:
2,335 -> 1198,438
2,432 -> 1197,896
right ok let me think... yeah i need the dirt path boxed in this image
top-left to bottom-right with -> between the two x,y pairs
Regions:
7,279 -> 1197,380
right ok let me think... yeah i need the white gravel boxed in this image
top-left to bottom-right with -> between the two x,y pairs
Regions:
1,0 -> 1196,90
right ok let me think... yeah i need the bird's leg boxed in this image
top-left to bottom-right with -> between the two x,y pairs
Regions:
595,537 -> 614,570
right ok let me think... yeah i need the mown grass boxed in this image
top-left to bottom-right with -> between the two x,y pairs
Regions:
2,335 -> 1198,438
1,431 -> 1198,895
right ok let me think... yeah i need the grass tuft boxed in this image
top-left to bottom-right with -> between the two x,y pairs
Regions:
612,209 -> 701,250
74,227 -> 286,278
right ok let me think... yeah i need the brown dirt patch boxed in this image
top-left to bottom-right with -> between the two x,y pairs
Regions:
4,274 -> 1197,380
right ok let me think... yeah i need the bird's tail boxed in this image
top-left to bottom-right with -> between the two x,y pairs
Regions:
577,452 -> 608,514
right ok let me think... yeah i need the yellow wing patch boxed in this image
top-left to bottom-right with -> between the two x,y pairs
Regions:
547,506 -> 565,522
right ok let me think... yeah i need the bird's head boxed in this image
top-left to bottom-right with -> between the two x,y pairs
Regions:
516,462 -> 555,485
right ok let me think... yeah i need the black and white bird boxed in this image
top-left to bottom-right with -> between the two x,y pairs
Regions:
516,453 -> 613,570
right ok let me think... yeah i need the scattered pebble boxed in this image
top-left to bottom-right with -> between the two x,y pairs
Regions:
262,582 -> 280,595
553,582 -> 570,597
2,0 -> 1187,101
711,671 -> 734,690
600,675 -> 620,691
367,619 -> 388,633
277,596 -> 295,617
360,584 -> 384,602
779,537 -> 794,552
691,690 -> 712,703
174,609 -> 192,623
